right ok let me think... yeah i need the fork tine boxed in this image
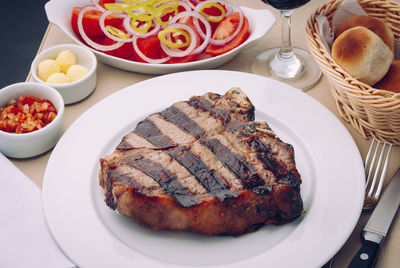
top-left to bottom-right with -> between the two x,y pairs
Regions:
367,142 -> 387,197
373,143 -> 393,200
365,140 -> 381,188
363,140 -> 393,210
364,138 -> 375,170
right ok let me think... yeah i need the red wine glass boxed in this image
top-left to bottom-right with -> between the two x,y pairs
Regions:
251,0 -> 322,91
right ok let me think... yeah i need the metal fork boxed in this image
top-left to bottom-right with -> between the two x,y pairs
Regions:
322,139 -> 393,267
363,139 -> 393,210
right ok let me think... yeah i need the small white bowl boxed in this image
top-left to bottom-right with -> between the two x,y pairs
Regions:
31,44 -> 97,104
0,82 -> 64,158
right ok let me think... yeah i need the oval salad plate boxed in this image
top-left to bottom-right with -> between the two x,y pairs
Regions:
45,0 -> 275,74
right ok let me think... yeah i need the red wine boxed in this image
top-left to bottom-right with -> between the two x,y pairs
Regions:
262,0 -> 310,10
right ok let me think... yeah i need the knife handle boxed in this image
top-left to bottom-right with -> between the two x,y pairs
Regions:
348,240 -> 379,268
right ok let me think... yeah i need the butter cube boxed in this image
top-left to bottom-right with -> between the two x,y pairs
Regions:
46,72 -> 69,84
56,50 -> 77,73
37,59 -> 61,81
66,64 -> 89,82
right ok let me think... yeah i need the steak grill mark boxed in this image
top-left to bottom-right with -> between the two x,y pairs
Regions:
133,105 -> 274,201
187,97 -> 231,124
127,155 -> 199,208
134,119 -> 176,149
160,106 -> 205,138
133,117 -> 236,202
238,123 -> 300,188
105,167 -> 159,209
200,139 -> 271,195
169,146 -> 233,201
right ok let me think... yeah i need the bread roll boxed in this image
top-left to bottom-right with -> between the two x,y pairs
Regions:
374,61 -> 400,93
335,15 -> 394,53
332,26 -> 393,86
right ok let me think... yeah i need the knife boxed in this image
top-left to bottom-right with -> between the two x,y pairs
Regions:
348,167 -> 400,268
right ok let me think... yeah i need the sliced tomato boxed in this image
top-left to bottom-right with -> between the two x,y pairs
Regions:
71,7 -> 123,38
205,12 -> 249,56
103,38 -> 137,61
133,36 -> 167,63
166,49 -> 199,64
95,20 -> 137,61
134,34 -> 197,64
98,0 -> 116,8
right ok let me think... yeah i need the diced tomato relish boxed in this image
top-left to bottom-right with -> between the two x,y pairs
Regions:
0,96 -> 57,134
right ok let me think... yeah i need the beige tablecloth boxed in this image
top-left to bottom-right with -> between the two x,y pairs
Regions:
12,0 -> 400,267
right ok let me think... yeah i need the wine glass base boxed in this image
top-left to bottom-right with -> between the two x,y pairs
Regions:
251,47 -> 322,91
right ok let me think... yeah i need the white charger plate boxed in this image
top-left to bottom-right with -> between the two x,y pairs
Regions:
44,0 -> 275,74
42,70 -> 364,267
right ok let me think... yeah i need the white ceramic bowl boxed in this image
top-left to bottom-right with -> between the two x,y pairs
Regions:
31,44 -> 97,104
0,82 -> 65,158
44,0 -> 275,74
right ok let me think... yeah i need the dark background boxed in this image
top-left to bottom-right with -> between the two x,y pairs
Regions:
1,0 -> 49,89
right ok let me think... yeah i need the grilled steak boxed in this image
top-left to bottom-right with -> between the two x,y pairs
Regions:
99,88 -> 303,236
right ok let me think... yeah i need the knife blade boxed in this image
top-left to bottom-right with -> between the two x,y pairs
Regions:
348,167 -> 400,268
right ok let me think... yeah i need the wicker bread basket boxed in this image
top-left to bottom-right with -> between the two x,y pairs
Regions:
306,0 -> 400,145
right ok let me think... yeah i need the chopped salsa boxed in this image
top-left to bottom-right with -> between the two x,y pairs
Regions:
0,96 -> 57,134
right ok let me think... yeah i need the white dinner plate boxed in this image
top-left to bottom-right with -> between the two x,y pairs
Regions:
42,70 -> 364,267
44,0 -> 275,74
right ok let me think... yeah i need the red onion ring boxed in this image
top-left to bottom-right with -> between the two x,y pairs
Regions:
179,1 -> 194,12
169,11 -> 211,55
99,10 -> 133,42
132,36 -> 171,64
77,5 -> 124,51
195,0 -> 243,46
159,23 -> 198,57
91,0 -> 106,12
173,1 -> 195,23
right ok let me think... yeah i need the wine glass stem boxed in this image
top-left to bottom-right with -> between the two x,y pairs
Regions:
278,10 -> 294,60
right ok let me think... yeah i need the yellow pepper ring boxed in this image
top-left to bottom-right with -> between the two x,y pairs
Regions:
104,3 -> 134,11
124,0 -> 141,4
128,4 -> 155,21
131,19 -> 153,34
128,4 -> 156,21
199,2 -> 226,23
130,0 -> 156,5
158,28 -> 191,48
105,25 -> 128,39
155,4 -> 178,26
153,0 -> 178,8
